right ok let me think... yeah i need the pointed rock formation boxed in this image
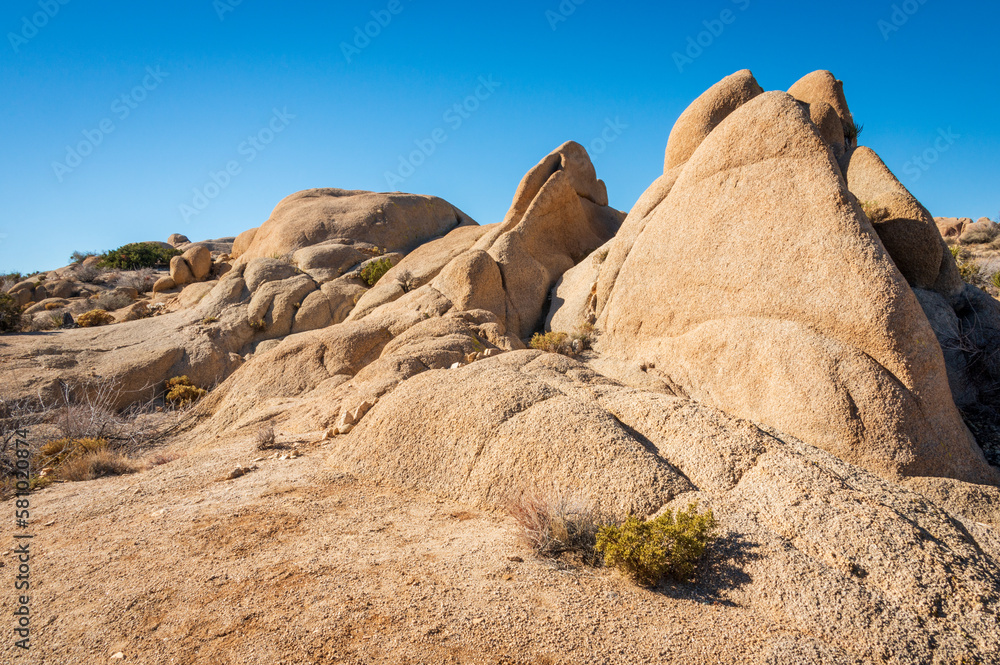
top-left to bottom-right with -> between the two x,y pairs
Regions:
598,90 -> 996,486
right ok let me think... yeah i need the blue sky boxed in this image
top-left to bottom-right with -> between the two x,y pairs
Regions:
2,0 -> 998,273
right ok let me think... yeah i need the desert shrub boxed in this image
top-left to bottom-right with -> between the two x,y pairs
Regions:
44,302 -> 62,311
93,291 -> 133,312
843,121 -> 863,147
509,492 -> 603,563
596,503 -> 717,586
56,448 -> 139,481
0,293 -> 23,332
115,268 -> 157,292
361,257 -> 393,287
77,309 -> 114,328
202,316 -> 218,324
69,251 -> 97,263
98,243 -> 180,270
72,264 -> 105,283
165,376 -> 207,407
1,272 -> 23,292
530,324 -> 594,358
254,423 -> 287,450
859,200 -> 889,223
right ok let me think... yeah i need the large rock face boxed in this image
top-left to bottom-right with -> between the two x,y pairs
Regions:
235,189 -> 476,262
598,90 -> 996,486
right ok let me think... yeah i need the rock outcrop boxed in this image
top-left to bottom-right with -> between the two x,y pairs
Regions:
234,189 -> 476,263
594,88 -> 995,486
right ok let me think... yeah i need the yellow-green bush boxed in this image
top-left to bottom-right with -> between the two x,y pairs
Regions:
596,503 -> 717,586
529,324 -> 594,358
360,257 -> 393,286
77,309 -> 114,327
165,376 -> 207,407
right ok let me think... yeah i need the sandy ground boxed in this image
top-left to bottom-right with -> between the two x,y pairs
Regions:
0,426 -> 814,665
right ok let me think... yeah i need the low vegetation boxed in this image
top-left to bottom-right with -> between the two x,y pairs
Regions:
77,309 -> 114,328
508,492 -> 603,563
165,376 -> 207,407
0,379 -> 181,497
69,251 -> 97,263
843,121 -> 863,147
98,242 -> 181,270
93,291 -> 133,312
859,200 -> 889,223
529,324 -> 594,358
596,504 -> 717,586
0,293 -> 23,332
361,257 -> 393,287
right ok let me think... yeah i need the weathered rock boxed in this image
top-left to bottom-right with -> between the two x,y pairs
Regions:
243,258 -> 298,292
808,100 -> 846,159
663,69 -> 763,171
181,245 -> 213,281
788,70 -> 855,134
169,256 -> 194,286
320,277 -> 368,325
246,274 -> 317,337
332,351 -> 694,514
844,146 -> 945,290
594,167 -> 685,318
44,279 -> 77,299
152,276 -> 176,294
471,141 -> 625,338
231,227 -> 258,259
936,216 -> 972,239
167,233 -> 190,247
349,224 -> 490,319
235,189 -> 476,263
291,289 -> 333,334
430,250 -> 506,317
292,242 -> 369,284
599,90 -> 996,486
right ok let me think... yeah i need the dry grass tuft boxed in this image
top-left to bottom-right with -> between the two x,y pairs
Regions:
57,448 -> 139,481
508,491 -> 605,563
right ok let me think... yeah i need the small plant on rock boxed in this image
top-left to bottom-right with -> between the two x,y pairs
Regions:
361,257 -> 393,287
596,503 -> 717,586
69,251 -> 96,263
165,376 -> 207,407
529,324 -> 595,358
859,200 -> 889,223
77,309 -> 114,328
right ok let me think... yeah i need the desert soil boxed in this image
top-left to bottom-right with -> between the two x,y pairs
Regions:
2,428 -> 804,665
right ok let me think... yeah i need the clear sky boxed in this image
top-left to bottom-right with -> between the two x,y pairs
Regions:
2,0 -> 998,273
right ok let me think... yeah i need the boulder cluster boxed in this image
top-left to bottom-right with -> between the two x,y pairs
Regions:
4,69 -> 1000,662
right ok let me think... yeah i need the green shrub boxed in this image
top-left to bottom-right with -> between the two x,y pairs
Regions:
165,376 -> 207,407
0,293 -> 23,333
360,257 -> 393,287
69,251 -> 96,264
596,503 -> 717,586
77,309 -> 114,328
98,243 -> 180,270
